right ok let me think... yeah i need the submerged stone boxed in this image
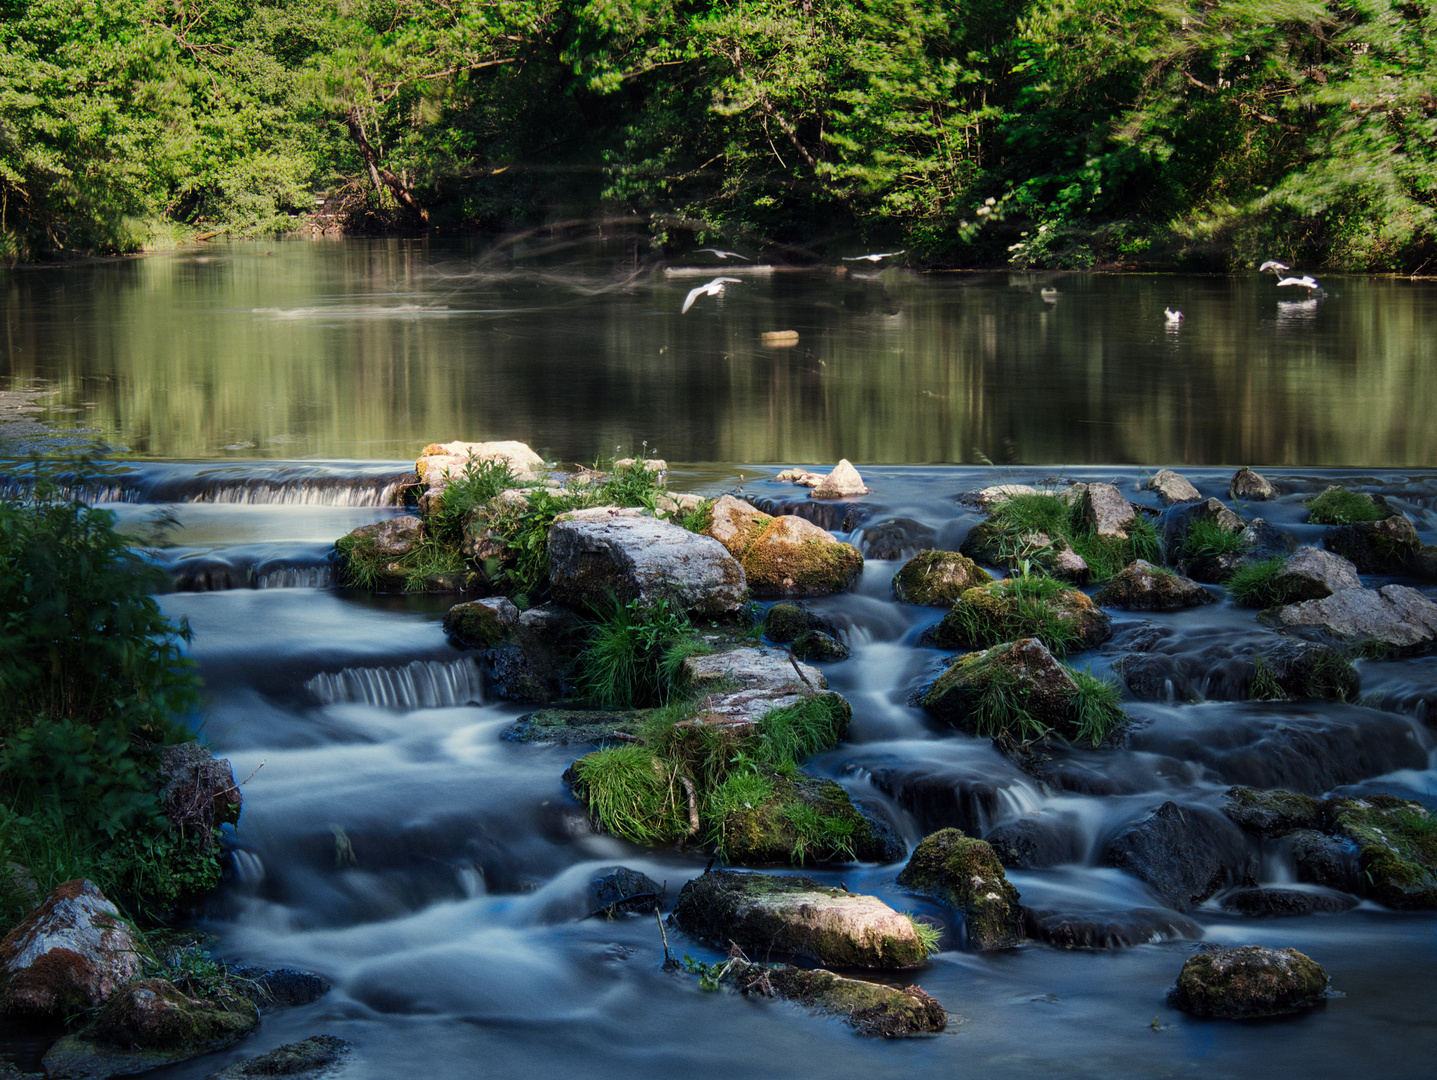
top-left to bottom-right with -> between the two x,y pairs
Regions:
1021,907 -> 1200,950
1218,887 -> 1358,918
1223,787 -> 1324,838
672,870 -> 930,969
209,1034 -> 351,1079
1167,945 -> 1329,1019
896,829 -> 1023,951
859,518 -> 937,560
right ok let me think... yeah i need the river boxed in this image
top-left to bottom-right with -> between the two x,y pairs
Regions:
3,238 -> 1436,1079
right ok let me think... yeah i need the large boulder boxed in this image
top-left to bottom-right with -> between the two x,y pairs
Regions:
1167,946 -> 1329,1019
0,880 -> 145,1022
892,550 -> 992,606
672,870 -> 930,969
896,829 -> 1023,951
548,515 -> 747,618
1093,560 -> 1214,611
1271,546 -> 1363,602
1080,482 -> 1137,538
41,979 -> 259,1079
703,496 -> 863,598
1263,585 -> 1437,655
1101,801 -> 1259,911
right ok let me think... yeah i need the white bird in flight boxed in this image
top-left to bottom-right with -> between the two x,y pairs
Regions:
681,277 -> 742,313
1258,260 -> 1290,275
843,251 -> 905,262
1277,275 -> 1320,292
1164,307 -> 1184,324
695,248 -> 749,260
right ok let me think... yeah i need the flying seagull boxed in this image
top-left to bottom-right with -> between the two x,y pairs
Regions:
1164,307 -> 1184,324
843,251 -> 905,262
1258,260 -> 1290,275
695,248 -> 750,260
681,277 -> 742,313
1277,275 -> 1320,292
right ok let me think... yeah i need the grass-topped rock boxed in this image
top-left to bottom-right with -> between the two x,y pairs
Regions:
703,495 -> 863,598
896,829 -> 1023,951
921,638 -> 1127,748
934,573 -> 1111,655
892,550 -> 992,606
1093,560 -> 1214,611
1168,945 -> 1329,1019
958,487 -> 1160,583
683,954 -> 946,1037
1328,795 -> 1437,909
672,870 -> 933,969
567,690 -> 896,865
1305,485 -> 1391,525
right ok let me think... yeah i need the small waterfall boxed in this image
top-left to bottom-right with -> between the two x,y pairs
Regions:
229,848 -> 266,886
305,658 -> 485,709
254,564 -> 335,589
178,474 -> 410,507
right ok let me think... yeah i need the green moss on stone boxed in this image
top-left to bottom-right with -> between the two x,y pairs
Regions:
896,828 -> 1023,951
1168,946 -> 1328,1018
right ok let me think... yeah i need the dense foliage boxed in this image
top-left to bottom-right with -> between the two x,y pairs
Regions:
0,460 -> 215,928
4,0 -> 1435,269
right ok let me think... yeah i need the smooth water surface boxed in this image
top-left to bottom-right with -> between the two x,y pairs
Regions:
4,239 -> 1435,466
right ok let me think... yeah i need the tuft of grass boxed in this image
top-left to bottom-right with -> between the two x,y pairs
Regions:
1181,518 -> 1246,563
1065,666 -> 1126,746
907,914 -> 943,956
1249,655 -> 1287,701
942,573 -> 1085,656
429,458 -> 519,546
570,745 -> 688,846
1306,487 -> 1387,526
576,597 -> 710,709
984,491 -> 1162,583
1227,557 -> 1293,608
962,662 -> 1054,743
783,801 -> 858,865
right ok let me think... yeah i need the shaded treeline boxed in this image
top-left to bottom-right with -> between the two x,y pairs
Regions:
2,0 -> 1434,270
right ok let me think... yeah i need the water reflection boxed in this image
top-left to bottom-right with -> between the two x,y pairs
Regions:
3,240 -> 1435,466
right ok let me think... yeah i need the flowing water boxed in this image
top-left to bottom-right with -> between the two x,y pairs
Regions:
4,240 -> 1437,1078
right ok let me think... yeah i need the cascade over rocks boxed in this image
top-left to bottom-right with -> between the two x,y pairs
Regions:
1112,632 -> 1358,704
0,880 -> 145,1022
859,517 -> 937,560
1167,945 -> 1329,1019
549,514 -> 747,618
1101,801 -> 1259,912
703,495 -> 863,597
896,829 -> 1024,951
672,870 -> 930,969
1022,907 -> 1200,950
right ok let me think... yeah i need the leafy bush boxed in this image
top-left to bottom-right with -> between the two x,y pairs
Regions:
428,457 -> 519,546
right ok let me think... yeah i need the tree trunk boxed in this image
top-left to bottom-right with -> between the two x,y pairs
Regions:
343,110 -> 430,224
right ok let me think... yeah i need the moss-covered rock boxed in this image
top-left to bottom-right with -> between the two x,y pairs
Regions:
442,596 -> 519,648
1167,946 -> 1329,1018
701,958 -> 947,1037
791,630 -> 850,662
1094,560 -> 1214,611
710,772 -> 902,866
763,602 -> 840,644
896,829 -> 1023,951
934,579 -> 1110,655
1324,515 -> 1422,574
704,495 -> 863,598
672,870 -> 930,969
42,979 -> 259,1078
892,550 -> 993,606
920,638 -> 1126,748
503,707 -> 647,745
1305,485 -> 1390,525
1222,787 -> 1324,838
1328,796 -> 1437,909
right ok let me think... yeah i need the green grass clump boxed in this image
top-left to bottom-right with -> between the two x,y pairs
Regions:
576,597 -> 711,708
1180,518 -> 1246,563
1305,487 -> 1387,525
1066,667 -> 1126,746
939,572 -> 1088,656
428,457 -> 519,546
1227,557 -> 1294,608
984,491 -> 1161,583
907,914 -> 943,956
1249,655 -> 1287,700
571,744 -> 688,846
